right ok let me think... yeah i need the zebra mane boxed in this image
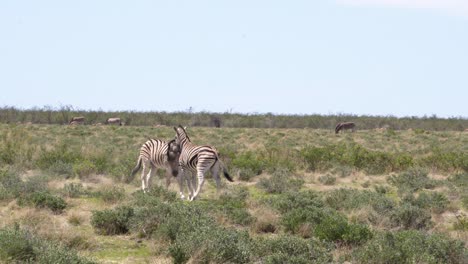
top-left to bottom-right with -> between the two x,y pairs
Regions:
177,125 -> 191,142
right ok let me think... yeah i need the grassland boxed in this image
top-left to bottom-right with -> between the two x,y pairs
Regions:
0,123 -> 467,263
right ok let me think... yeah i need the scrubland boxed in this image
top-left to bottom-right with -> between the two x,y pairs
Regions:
0,123 -> 467,263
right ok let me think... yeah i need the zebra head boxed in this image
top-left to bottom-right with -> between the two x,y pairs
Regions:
173,125 -> 190,146
166,139 -> 180,177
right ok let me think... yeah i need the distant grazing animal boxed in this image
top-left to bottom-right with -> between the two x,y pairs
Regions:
128,138 -> 181,193
69,116 -> 85,125
335,122 -> 356,134
106,117 -> 122,126
174,125 -> 233,201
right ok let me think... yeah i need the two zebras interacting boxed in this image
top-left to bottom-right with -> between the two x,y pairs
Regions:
129,125 -> 233,201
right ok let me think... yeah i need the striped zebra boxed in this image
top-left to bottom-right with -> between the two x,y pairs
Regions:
335,122 -> 356,134
127,138 -> 181,193
174,125 -> 233,201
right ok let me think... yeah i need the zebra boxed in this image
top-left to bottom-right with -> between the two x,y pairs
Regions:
335,122 -> 356,134
127,138 -> 181,193
106,117 -> 122,126
173,125 -> 233,201
69,116 -> 85,125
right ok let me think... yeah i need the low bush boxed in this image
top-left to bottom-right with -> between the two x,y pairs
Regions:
351,230 -> 467,264
318,174 -> 336,185
405,192 -> 449,214
73,159 -> 97,178
324,188 -> 395,214
253,235 -> 332,264
94,185 -> 126,203
231,151 -> 264,176
18,191 -> 67,214
389,203 -> 433,230
91,206 -> 134,235
62,182 -> 88,198
388,168 -> 437,193
257,169 -> 304,194
0,225 -> 95,264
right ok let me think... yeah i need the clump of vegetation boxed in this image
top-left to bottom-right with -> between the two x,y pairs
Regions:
231,151 -> 264,178
350,230 -> 467,264
324,188 -> 395,215
94,185 -> 126,203
18,191 -> 67,214
62,182 -> 88,198
257,169 -> 304,194
91,206 -> 134,235
318,174 -> 336,185
389,203 -> 433,230
252,235 -> 332,264
388,168 -> 437,193
0,225 -> 95,264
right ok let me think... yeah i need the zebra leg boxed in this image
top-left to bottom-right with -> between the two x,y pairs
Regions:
177,168 -> 186,200
186,172 -> 195,201
211,162 -> 221,194
145,166 -> 155,192
164,168 -> 171,189
190,169 -> 206,201
141,162 -> 148,193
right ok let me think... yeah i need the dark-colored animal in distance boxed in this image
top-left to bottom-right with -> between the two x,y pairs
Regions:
335,122 -> 356,134
106,117 -> 122,126
69,116 -> 85,125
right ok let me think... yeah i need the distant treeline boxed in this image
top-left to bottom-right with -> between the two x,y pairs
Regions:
0,106 -> 466,131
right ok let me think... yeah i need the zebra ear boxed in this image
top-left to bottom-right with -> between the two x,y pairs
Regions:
173,126 -> 178,132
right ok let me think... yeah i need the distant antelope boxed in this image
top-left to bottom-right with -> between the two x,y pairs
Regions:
335,122 -> 356,134
174,125 -> 233,201
127,138 -> 181,193
106,117 -> 122,126
69,117 -> 85,125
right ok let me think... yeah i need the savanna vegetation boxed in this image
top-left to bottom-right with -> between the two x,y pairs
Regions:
0,111 -> 467,263
1,105 -> 467,130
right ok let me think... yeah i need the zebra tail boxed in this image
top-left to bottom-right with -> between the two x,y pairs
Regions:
222,166 -> 234,182
127,156 -> 142,183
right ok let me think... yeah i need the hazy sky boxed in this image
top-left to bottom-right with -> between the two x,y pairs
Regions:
1,1 -> 467,117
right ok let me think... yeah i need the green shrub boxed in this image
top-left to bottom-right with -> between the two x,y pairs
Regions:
62,182 -> 88,198
94,186 -> 126,203
0,225 -> 95,264
0,170 -> 49,201
36,143 -> 84,177
388,168 -> 437,193
253,235 -> 332,264
73,159 -> 97,178
318,174 -> 336,185
408,192 -> 449,214
352,230 -> 467,264
257,169 -> 304,194
390,203 -> 433,230
91,206 -> 134,235
313,213 -> 372,245
213,188 -> 255,226
454,215 -> 468,231
19,191 -> 67,214
0,226 -> 34,261
267,190 -> 323,214
324,188 -> 395,214
231,151 -> 264,176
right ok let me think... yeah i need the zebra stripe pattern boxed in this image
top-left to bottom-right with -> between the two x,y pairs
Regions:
335,122 -> 356,134
128,138 -> 180,193
174,125 -> 233,201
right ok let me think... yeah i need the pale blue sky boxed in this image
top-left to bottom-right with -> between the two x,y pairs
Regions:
1,1 -> 467,117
